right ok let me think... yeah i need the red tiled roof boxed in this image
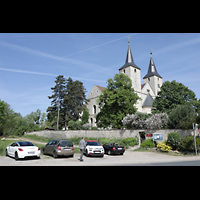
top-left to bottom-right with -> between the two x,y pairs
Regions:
141,83 -> 146,90
96,85 -> 106,92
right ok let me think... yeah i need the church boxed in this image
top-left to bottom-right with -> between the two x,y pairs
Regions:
86,43 -> 162,126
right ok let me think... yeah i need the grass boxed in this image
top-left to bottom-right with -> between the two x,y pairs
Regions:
0,140 -> 17,156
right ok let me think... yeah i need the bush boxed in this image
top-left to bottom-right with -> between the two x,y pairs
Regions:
140,138 -> 156,148
167,132 -> 181,150
68,120 -> 83,130
179,136 -> 200,152
121,137 -> 138,147
157,141 -> 172,152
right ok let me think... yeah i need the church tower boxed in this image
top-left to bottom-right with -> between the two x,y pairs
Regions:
119,43 -> 141,94
143,52 -> 162,96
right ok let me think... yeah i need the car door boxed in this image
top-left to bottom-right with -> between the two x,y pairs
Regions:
9,142 -> 18,157
45,140 -> 54,154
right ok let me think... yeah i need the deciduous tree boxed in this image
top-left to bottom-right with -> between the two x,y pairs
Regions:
96,73 -> 140,129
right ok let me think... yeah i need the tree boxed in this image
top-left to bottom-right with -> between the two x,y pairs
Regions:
81,108 -> 89,125
24,109 -> 46,132
168,104 -> 196,129
152,80 -> 198,114
47,75 -> 66,130
96,73 -> 140,129
64,77 -> 88,126
47,76 -> 87,130
122,112 -> 168,130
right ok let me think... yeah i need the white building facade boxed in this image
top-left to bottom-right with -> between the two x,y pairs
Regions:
86,44 -> 162,126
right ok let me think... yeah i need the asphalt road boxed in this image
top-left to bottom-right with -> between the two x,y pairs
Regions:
1,150 -> 200,166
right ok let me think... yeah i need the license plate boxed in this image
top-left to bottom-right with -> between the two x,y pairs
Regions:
28,152 -> 35,154
64,148 -> 70,150
118,148 -> 122,150
94,151 -> 100,153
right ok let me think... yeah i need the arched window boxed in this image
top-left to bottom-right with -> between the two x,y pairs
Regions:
93,105 -> 96,114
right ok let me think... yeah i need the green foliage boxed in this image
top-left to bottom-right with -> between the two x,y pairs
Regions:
47,76 -> 87,130
140,138 -> 156,148
167,132 -> 181,150
81,108 -> 89,125
96,73 -> 140,129
179,136 -> 200,152
68,120 -> 83,130
121,137 -> 138,146
152,80 -> 198,114
168,104 -> 196,129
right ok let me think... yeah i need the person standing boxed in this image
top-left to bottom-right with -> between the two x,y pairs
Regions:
79,137 -> 86,161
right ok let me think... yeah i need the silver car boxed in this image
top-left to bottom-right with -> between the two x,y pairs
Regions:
43,140 -> 74,158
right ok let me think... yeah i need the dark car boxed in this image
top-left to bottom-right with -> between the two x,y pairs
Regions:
103,143 -> 125,155
43,139 -> 74,158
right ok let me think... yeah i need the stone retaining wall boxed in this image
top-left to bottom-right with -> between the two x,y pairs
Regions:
25,129 -> 194,144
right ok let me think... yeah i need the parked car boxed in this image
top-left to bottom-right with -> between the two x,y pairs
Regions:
6,141 -> 41,160
103,143 -> 125,155
84,140 -> 104,157
43,139 -> 74,158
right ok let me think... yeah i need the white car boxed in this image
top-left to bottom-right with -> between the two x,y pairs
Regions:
84,140 -> 104,157
6,141 -> 41,160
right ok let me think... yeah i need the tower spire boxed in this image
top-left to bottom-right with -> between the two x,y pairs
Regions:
119,41 -> 140,70
143,50 -> 162,79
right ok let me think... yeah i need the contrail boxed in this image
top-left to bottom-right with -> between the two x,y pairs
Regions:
62,33 -> 139,58
0,67 -> 105,83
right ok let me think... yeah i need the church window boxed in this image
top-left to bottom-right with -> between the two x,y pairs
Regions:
91,118 -> 93,124
134,69 -> 136,72
158,84 -> 160,88
147,89 -> 150,93
93,105 -> 96,114
124,69 -> 125,73
148,78 -> 150,81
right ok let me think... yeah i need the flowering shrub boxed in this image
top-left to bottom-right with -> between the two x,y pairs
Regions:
122,112 -> 168,129
157,141 -> 172,152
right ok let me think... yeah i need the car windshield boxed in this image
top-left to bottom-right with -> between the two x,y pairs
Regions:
87,142 -> 101,146
18,141 -> 35,146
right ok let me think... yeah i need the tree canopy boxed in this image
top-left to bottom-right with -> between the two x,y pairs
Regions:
47,75 -> 87,130
96,73 -> 140,129
152,80 -> 199,114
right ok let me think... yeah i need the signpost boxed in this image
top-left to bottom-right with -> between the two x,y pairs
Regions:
193,123 -> 198,157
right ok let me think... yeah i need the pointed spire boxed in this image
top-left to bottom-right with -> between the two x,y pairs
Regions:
143,51 -> 162,79
119,42 -> 140,70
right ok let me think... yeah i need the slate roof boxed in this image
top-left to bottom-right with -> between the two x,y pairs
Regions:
142,93 -> 154,107
143,55 -> 162,79
119,45 -> 140,70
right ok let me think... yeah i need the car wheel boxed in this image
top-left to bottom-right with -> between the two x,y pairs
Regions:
53,151 -> 58,159
15,152 -> 19,161
108,150 -> 111,155
5,149 -> 8,157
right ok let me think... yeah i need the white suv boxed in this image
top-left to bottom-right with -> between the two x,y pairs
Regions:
84,140 -> 104,157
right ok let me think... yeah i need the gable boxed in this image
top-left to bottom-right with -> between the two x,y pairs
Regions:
87,85 -> 106,100
141,82 -> 155,97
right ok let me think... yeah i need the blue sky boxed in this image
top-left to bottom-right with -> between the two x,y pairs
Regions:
0,33 -> 200,117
